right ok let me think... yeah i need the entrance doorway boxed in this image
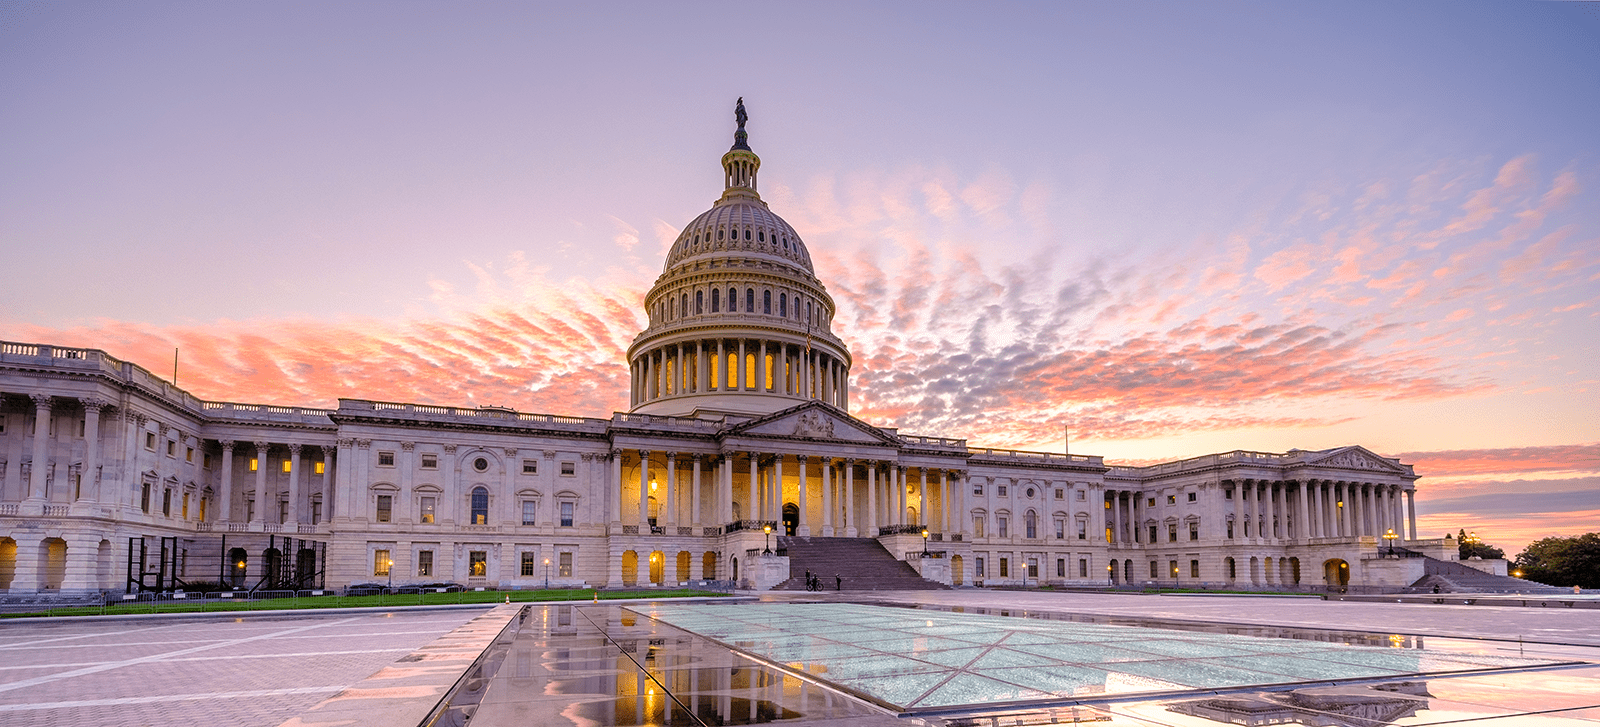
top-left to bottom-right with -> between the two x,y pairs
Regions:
782,503 -> 799,536
1324,558 -> 1350,586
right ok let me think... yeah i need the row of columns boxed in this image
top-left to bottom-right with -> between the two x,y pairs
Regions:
1107,479 -> 1418,547
214,440 -> 334,526
623,449 -> 964,536
630,338 -> 847,408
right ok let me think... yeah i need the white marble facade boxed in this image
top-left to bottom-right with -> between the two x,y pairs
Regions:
0,107 -> 1428,594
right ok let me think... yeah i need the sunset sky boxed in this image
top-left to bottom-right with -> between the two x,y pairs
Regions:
1,2 -> 1595,555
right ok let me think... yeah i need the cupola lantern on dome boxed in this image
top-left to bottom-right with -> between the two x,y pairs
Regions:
625,98 -> 853,419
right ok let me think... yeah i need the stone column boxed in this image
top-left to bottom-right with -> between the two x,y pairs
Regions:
1205,483 -> 1224,540
321,446 -> 336,521
287,444 -> 304,526
25,394 -> 51,505
796,455 -> 809,535
776,342 -> 786,395
332,439 -> 354,523
737,339 -> 747,390
691,454 -> 703,528
1405,488 -> 1417,541
251,441 -> 269,524
773,454 -> 786,523
637,450 -> 650,527
721,455 -> 734,524
866,462 -> 877,534
79,399 -> 104,503
917,468 -> 927,526
697,340 -> 706,393
758,341 -> 767,391
939,470 -> 950,533
844,459 -> 856,537
716,339 -> 725,390
820,456 -> 833,536
664,453 -> 677,527
746,451 -> 758,522
218,441 -> 235,522
609,449 -> 623,525
676,345 -> 685,396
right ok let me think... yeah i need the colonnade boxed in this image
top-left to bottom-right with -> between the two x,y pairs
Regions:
1103,479 -> 1417,547
619,449 -> 963,537
629,338 -> 847,409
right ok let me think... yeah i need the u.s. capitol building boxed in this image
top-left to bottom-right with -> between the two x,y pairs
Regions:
0,104 -> 1436,595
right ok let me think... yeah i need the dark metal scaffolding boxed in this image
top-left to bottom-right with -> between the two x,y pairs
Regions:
126,533 -> 326,593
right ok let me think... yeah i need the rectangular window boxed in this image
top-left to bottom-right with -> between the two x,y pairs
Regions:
418,550 -> 433,577
1170,560 -> 1179,578
1055,519 -> 1065,539
311,500 -> 322,524
315,461 -> 325,474
1168,523 -> 1178,542
1225,489 -> 1234,500
1166,494 -> 1175,505
972,516 -> 985,537
145,432 -> 156,451
976,556 -> 986,576
1056,558 -> 1065,577
469,551 -> 487,577
522,500 -> 536,526
1079,558 -> 1088,578
997,517 -> 1008,537
1227,521 -> 1235,539
998,485 -> 1008,497
378,451 -> 395,467
249,457 -> 258,472
1190,560 -> 1200,578
1077,490 -> 1086,501
1077,520 -> 1088,540
374,549 -> 391,576
182,492 -> 189,519
560,501 -> 574,527
420,496 -> 436,524
421,454 -> 438,469
1147,497 -> 1156,507
246,499 -> 254,521
1055,488 -> 1064,500
521,552 -> 537,576
559,552 -> 573,577
141,482 -> 151,513
279,500 -> 287,524
1149,525 -> 1158,543
162,488 -> 172,516
281,459 -> 292,473
973,484 -> 983,496
1189,522 -> 1200,541
166,440 -> 176,457
1150,561 -> 1159,579
186,447 -> 194,463
560,461 -> 576,476
376,495 -> 392,523
1028,559 -> 1038,578
1188,492 -> 1197,502
999,558 -> 1009,578
203,452 -> 213,469
522,459 -> 537,474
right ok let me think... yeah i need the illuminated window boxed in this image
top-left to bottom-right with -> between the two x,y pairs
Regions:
521,552 -> 537,576
559,552 -> 573,577
999,558 -> 1009,578
248,457 -> 258,472
420,496 -> 435,524
314,461 -> 325,474
471,487 -> 489,524
469,551 -> 487,577
281,460 -> 291,473
185,447 -> 194,463
374,549 -> 390,576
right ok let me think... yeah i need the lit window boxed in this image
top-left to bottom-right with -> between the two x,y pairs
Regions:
203,452 -> 213,469
314,461 -> 325,474
374,549 -> 391,576
181,492 -> 189,519
249,457 -> 258,472
1167,495 -> 1176,505
281,460 -> 291,473
421,454 -> 437,470
999,558 -> 1009,578
521,552 -> 537,576
972,516 -> 985,538
378,451 -> 395,467
471,487 -> 489,524
418,550 -> 433,577
420,496 -> 436,524
559,552 -> 573,577
469,551 -> 487,577
376,495 -> 392,523
1147,497 -> 1156,507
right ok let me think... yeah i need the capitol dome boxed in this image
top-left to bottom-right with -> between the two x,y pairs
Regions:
626,100 -> 851,418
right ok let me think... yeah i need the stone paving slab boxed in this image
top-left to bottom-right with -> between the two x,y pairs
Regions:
277,603 -> 522,727
0,609 -> 483,727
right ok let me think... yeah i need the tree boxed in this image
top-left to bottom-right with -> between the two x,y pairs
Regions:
1457,528 -> 1505,560
1513,533 -> 1600,589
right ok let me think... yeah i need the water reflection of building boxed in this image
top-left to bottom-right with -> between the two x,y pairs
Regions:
1169,682 -> 1431,726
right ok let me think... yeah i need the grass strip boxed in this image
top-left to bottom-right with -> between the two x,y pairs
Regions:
2,588 -> 730,619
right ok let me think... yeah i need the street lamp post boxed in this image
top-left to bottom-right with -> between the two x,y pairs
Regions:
921,528 -> 929,556
544,557 -> 551,590
763,524 -> 772,554
1383,528 -> 1398,556
386,555 -> 393,591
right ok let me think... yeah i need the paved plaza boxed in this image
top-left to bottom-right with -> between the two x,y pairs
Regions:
0,607 -> 482,727
0,591 -> 1595,726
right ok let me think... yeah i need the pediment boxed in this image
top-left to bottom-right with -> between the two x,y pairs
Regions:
1306,446 -> 1405,473
727,401 -> 900,446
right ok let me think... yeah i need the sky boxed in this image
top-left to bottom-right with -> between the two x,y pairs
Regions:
1,1 -> 1596,555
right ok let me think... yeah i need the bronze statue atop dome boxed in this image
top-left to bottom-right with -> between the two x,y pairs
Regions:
732,97 -> 751,151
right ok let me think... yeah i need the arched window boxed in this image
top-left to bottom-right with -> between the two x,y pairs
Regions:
763,290 -> 771,314
758,230 -> 765,242
718,228 -> 724,240
711,288 -> 720,312
779,293 -> 787,318
681,293 -> 688,317
746,288 -> 755,312
1025,511 -> 1038,539
744,228 -> 752,240
471,487 -> 489,525
695,290 -> 703,315
729,288 -> 738,312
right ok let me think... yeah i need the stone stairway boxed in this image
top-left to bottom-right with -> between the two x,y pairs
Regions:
1409,556 -> 1566,594
772,536 -> 948,591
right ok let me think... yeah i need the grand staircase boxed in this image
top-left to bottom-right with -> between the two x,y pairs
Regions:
1409,555 -> 1566,594
772,536 -> 949,591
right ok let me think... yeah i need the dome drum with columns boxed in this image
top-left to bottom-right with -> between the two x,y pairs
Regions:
628,98 -> 852,418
